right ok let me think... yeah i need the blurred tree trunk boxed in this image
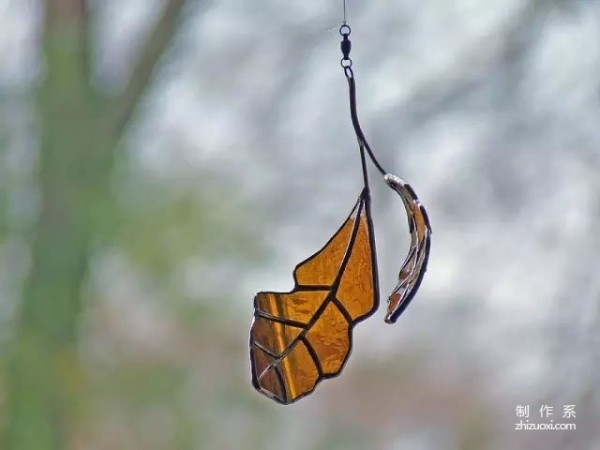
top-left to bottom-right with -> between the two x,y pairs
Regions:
6,1 -> 187,448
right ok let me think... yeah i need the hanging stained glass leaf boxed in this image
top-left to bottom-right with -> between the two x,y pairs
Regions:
249,189 -> 378,404
249,18 -> 432,404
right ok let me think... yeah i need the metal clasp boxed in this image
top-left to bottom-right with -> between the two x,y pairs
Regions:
339,24 -> 352,68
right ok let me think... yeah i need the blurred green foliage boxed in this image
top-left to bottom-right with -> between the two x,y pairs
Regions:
0,1 -> 268,449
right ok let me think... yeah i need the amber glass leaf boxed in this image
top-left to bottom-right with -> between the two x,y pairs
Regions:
383,174 -> 431,324
249,189 -> 378,404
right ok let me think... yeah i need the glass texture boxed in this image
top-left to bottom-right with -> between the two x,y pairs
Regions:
250,192 -> 377,403
383,174 -> 431,323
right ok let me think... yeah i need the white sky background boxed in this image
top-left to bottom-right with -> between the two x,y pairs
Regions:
1,0 -> 600,448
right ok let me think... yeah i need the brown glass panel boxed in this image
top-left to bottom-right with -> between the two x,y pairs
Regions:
305,303 -> 349,375
255,291 -> 329,325
252,346 -> 285,402
294,210 -> 356,286
278,340 -> 319,400
336,208 -> 375,320
251,316 -> 302,356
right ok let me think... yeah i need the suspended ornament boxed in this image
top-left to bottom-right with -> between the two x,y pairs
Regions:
249,9 -> 431,404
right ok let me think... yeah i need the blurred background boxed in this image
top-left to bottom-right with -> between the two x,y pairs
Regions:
0,0 -> 599,449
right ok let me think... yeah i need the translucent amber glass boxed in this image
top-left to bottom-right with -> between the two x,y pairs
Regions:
250,191 -> 377,404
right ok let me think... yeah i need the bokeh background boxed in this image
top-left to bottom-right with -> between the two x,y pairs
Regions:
1,0 -> 599,449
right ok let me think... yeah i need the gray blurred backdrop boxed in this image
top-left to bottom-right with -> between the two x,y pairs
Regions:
0,0 -> 599,449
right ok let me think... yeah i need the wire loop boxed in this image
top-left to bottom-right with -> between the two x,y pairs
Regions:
339,24 -> 351,36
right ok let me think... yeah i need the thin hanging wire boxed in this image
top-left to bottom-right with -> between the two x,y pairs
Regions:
339,0 -> 388,179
